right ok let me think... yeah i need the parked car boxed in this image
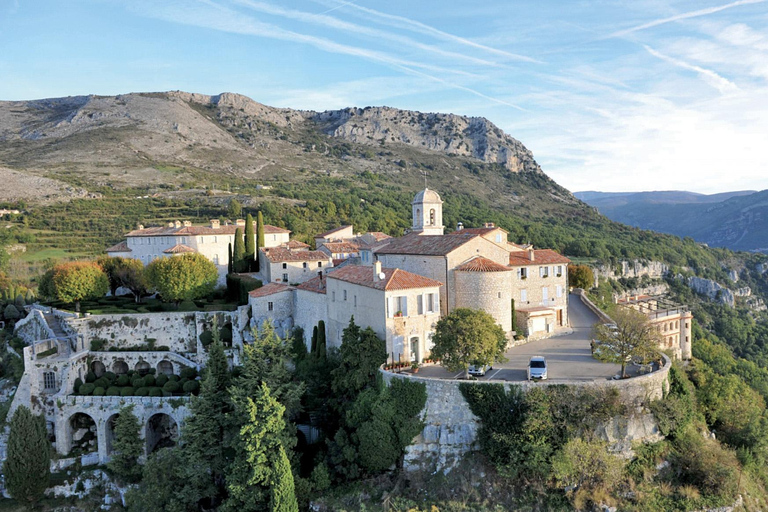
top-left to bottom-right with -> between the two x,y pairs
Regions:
527,356 -> 547,380
468,364 -> 492,377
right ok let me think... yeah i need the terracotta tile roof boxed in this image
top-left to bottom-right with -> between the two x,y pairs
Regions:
508,249 -> 571,267
263,247 -> 331,263
321,241 -> 360,253
332,258 -> 346,267
296,276 -> 327,294
456,256 -> 513,272
449,226 -> 508,236
316,225 -> 353,238
163,244 -> 196,254
366,232 -> 392,241
284,240 -> 310,250
248,282 -> 295,298
328,265 -> 442,291
125,224 -> 289,237
374,233 -> 479,256
106,241 -> 131,253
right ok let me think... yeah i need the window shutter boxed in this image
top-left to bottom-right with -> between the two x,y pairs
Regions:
418,295 -> 424,315
387,297 -> 393,318
402,297 -> 408,317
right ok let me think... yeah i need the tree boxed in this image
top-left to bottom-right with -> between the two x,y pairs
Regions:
126,447 -> 197,512
228,243 -> 234,274
316,320 -> 326,359
592,306 -> 661,378
97,255 -> 125,296
256,211 -> 265,272
37,268 -> 56,300
568,264 -> 594,290
107,405 -> 144,482
244,214 -> 255,271
270,445 -> 299,512
430,308 -> 508,379
551,438 -> 624,510
332,317 -> 387,399
50,261 -> 109,312
114,258 -> 150,303
145,253 -> 218,305
3,303 -> 20,322
233,227 -> 246,273
4,406 -> 50,504
310,325 -> 318,355
227,198 -> 242,219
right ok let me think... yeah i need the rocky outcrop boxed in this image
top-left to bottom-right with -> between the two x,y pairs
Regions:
594,260 -> 668,281
595,413 -> 663,458
687,276 -> 735,307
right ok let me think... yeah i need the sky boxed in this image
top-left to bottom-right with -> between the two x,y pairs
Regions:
1,0 -> 767,194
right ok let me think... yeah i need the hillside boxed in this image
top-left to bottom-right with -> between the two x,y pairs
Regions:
575,190 -> 768,252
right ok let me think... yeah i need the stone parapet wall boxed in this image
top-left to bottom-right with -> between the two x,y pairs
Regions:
576,288 -> 614,324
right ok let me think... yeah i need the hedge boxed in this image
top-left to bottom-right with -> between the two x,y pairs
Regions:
226,273 -> 262,305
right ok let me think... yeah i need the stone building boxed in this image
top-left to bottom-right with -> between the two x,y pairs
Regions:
616,295 -> 693,360
258,246 -> 334,285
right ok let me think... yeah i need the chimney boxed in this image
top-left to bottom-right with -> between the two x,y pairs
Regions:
484,222 -> 495,228
236,219 -> 246,227
183,221 -> 192,227
138,224 -> 144,230
210,219 -> 220,229
174,220 -> 182,228
528,248 -> 535,261
456,222 -> 464,231
167,222 -> 175,228
373,260 -> 383,281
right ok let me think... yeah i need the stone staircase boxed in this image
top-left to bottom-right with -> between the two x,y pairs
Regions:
43,312 -> 69,340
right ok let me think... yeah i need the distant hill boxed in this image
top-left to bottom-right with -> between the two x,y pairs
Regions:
575,190 -> 768,252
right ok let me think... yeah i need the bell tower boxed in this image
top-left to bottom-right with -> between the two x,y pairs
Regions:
412,188 -> 444,236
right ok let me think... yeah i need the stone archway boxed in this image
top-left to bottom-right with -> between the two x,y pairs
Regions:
68,412 -> 98,456
105,413 -> 119,455
112,361 -> 129,375
146,413 -> 178,453
135,361 -> 151,376
157,360 -> 173,376
90,361 -> 106,378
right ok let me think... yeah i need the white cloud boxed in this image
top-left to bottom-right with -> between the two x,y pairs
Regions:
643,44 -> 738,93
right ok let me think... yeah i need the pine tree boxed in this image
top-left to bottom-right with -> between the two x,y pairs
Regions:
244,214 -> 255,271
233,227 -> 246,273
107,405 -> 143,483
228,243 -> 233,274
270,445 -> 299,512
256,211 -> 265,272
4,406 -> 50,504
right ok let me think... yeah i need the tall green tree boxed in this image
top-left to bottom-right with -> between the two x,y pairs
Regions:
592,307 -> 660,378
233,227 -> 246,273
50,261 -> 109,312
228,243 -> 234,274
316,320 -> 327,359
4,406 -> 50,504
270,445 -> 299,512
430,308 -> 508,379
107,405 -> 143,483
245,214 -> 255,270
568,264 -> 594,290
227,198 -> 243,219
97,255 -> 125,296
126,447 -> 196,512
113,258 -> 149,303
331,317 -> 387,400
145,253 -> 218,305
256,211 -> 265,272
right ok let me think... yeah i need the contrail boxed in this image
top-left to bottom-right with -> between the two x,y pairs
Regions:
644,45 -> 738,93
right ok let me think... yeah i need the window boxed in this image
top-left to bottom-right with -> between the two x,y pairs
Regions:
540,266 -> 549,278
317,272 -> 322,278
417,295 -> 424,314
354,295 -> 357,307
43,371 -> 56,390
343,290 -> 347,301
213,255 -> 219,265
496,234 -> 502,243
498,292 -> 502,299
272,235 -> 277,241
214,236 -> 218,243
395,296 -> 407,316
429,209 -> 435,225
332,291 -> 336,302
268,302 -> 274,312
199,237 -> 204,244
282,273 -> 288,282
521,289 -> 528,302
556,265 -> 563,277
542,286 -> 549,302
303,262 -> 308,268
519,268 -> 527,280
556,285 -> 562,298
282,263 -> 287,269
318,262 -> 323,268
427,293 -> 437,313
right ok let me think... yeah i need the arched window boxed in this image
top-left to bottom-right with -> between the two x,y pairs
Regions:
416,209 -> 420,223
429,209 -> 435,225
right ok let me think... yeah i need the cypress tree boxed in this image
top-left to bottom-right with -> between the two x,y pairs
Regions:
4,406 -> 50,504
233,227 -> 246,273
310,326 -> 318,356
107,405 -> 143,483
511,299 -> 517,333
256,211 -> 265,272
244,214 -> 255,271
270,445 -> 298,512
227,243 -> 234,274
317,320 -> 326,360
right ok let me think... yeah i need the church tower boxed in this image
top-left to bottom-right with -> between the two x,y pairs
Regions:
412,188 -> 444,236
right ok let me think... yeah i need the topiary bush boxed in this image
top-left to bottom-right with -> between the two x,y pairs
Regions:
149,388 -> 163,397
120,387 -> 135,397
93,387 -> 106,396
199,330 -> 213,347
117,375 -> 130,387
94,377 -> 109,389
79,383 -> 96,395
73,378 -> 83,394
143,375 -> 155,387
104,371 -> 116,383
182,380 -> 200,394
131,377 -> 144,389
155,374 -> 168,387
85,372 -> 96,383
135,387 -> 149,397
168,374 -> 180,382
106,386 -> 121,396
178,300 -> 198,312
180,367 -> 198,380
163,381 -> 181,394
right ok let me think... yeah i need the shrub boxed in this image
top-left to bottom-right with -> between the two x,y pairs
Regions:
155,375 -> 168,387
149,388 -> 163,397
131,377 -> 144,389
180,367 -> 198,380
85,371 -> 96,383
671,426 -> 740,499
182,380 -> 200,394
177,300 -> 198,312
104,371 -> 116,382
117,375 -> 130,387
168,374 -> 180,382
143,375 -> 155,387
93,387 -> 105,396
94,378 -> 109,389
73,378 -> 83,394
220,325 -> 232,344
552,438 -> 624,510
90,339 -> 106,351
106,386 -> 121,396
163,381 -> 180,394
79,383 -> 96,395
199,330 -> 213,347
120,387 -> 135,397
135,387 -> 149,397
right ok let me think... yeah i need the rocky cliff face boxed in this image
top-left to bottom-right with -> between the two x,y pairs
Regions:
687,276 -> 736,307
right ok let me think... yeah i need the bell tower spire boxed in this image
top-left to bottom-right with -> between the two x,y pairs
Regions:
411,188 -> 444,236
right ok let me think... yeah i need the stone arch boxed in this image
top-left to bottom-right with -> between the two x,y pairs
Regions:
429,208 -> 435,225
112,360 -> 129,375
157,360 -> 173,376
106,413 -> 120,455
222,321 -> 233,348
146,413 -> 178,453
90,360 -> 106,378
135,361 -> 151,376
68,412 -> 98,456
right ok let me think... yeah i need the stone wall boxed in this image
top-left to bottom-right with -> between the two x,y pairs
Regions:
65,313 -> 199,353
455,270 -> 514,333
14,309 -> 55,344
382,353 -> 670,473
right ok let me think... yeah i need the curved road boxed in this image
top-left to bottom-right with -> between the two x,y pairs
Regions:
416,293 -> 622,381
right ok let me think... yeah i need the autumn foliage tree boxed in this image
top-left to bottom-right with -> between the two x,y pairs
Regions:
145,253 -> 218,305
50,261 -> 109,311
568,264 -> 594,290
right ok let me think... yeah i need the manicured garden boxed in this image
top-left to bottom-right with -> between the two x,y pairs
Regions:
44,294 -> 239,315
73,367 -> 200,397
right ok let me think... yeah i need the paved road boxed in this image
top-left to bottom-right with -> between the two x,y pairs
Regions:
415,293 -> 622,381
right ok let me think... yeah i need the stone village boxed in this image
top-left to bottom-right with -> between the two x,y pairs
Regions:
5,187 -> 693,473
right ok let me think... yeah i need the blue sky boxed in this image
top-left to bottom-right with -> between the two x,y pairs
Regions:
1,0 -> 768,194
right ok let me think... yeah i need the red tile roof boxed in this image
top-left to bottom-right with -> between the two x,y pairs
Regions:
455,256 -> 513,272
508,249 -> 570,266
248,282 -> 294,298
296,276 -> 327,294
106,241 -> 131,253
321,241 -> 360,253
125,224 -> 289,237
263,247 -> 331,263
449,226 -> 508,236
374,233 -> 479,256
284,240 -> 310,250
163,244 -> 196,254
328,265 -> 442,291
316,225 -> 353,238
366,232 -> 392,241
